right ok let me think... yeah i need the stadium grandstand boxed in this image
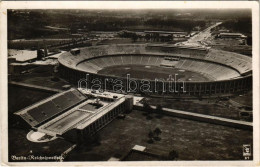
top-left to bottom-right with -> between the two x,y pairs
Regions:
58,44 -> 252,96
15,88 -> 87,127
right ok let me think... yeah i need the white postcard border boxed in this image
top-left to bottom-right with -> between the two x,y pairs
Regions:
0,1 -> 259,166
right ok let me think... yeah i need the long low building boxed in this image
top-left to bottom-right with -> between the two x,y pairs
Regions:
217,33 -> 247,39
15,88 -> 133,143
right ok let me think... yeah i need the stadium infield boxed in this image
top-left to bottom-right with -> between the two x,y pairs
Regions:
98,64 -> 210,82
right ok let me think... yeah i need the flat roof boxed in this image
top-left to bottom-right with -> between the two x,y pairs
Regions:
144,31 -> 187,34
219,33 -> 244,35
8,49 -> 37,62
76,97 -> 125,130
71,48 -> 80,51
147,44 -> 208,51
218,33 -> 247,37
79,88 -> 125,99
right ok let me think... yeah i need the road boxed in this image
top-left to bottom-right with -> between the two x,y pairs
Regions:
178,22 -> 222,47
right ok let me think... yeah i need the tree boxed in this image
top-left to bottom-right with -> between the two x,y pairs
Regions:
146,115 -> 153,120
147,131 -> 154,144
153,127 -> 162,141
147,138 -> 154,144
154,127 -> 162,137
156,104 -> 162,112
168,150 -> 179,160
131,33 -> 138,42
145,34 -> 151,41
155,104 -> 163,118
148,130 -> 154,139
167,35 -> 173,42
247,36 -> 252,46
143,100 -> 151,113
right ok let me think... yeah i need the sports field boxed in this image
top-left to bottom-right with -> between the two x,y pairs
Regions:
98,65 -> 211,81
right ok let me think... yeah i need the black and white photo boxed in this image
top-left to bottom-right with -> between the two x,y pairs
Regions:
0,1 -> 259,166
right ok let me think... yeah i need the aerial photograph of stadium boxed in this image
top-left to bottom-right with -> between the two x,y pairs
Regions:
6,7 -> 254,162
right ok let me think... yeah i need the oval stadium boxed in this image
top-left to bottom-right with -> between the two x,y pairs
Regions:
58,44 -> 252,97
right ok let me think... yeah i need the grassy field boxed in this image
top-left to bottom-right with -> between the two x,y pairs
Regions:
65,109 -> 252,161
98,65 -> 210,81
145,94 -> 252,122
10,66 -> 69,90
